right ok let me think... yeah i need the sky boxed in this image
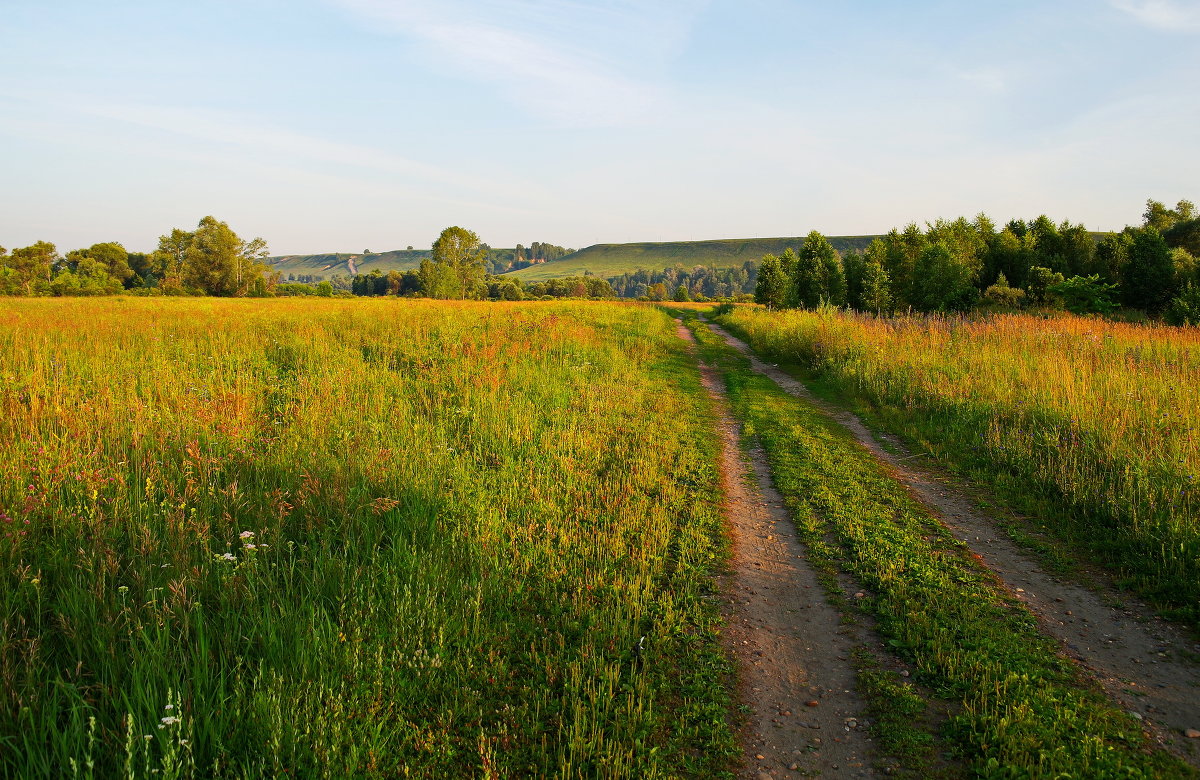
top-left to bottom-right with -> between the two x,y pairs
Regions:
1,0 -> 1198,255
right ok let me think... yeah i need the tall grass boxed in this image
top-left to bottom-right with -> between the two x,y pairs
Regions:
0,298 -> 735,778
717,306 -> 1200,625
680,310 -> 1190,778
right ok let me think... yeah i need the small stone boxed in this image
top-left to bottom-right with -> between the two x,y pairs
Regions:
854,592 -> 865,598
812,737 -> 822,745
1066,611 -> 1073,616
899,670 -> 910,677
1185,728 -> 1200,739
805,700 -> 819,707
1131,712 -> 1144,721
755,754 -> 765,760
790,763 -> 800,771
757,772 -> 772,780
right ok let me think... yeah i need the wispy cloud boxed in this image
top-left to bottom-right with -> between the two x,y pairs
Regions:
330,0 -> 706,126
0,87 -> 513,198
1111,0 -> 1200,32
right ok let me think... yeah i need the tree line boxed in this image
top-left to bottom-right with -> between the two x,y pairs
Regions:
345,227 -> 615,301
0,217 -> 273,297
754,199 -> 1200,325
607,263 -> 757,300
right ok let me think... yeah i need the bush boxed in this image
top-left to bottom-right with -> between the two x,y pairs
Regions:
983,273 -> 1026,308
1165,283 -> 1200,326
1048,275 -> 1119,316
1025,266 -> 1065,306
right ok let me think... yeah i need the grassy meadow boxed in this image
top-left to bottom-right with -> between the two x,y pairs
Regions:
715,306 -> 1200,627
0,298 -> 736,778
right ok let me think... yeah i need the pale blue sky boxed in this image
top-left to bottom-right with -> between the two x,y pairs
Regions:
2,0 -> 1198,254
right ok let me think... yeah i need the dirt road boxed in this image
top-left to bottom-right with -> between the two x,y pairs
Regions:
677,321 -> 876,779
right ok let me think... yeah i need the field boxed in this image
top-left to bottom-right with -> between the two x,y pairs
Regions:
0,298 -> 735,778
504,236 -> 878,281
3,297 -> 1199,779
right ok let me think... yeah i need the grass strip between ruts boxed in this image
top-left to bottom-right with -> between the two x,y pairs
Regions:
679,310 -> 1192,779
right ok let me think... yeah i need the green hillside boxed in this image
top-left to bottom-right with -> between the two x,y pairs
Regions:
505,236 -> 880,281
266,249 -> 431,279
267,235 -> 881,282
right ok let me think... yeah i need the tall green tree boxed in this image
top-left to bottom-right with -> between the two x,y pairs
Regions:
842,251 -> 867,309
754,254 -> 789,309
425,226 -> 486,299
1122,228 -> 1176,314
64,242 -> 133,285
182,216 -> 271,297
150,228 -> 194,293
860,255 -> 893,315
1142,199 -> 1195,233
1092,233 -> 1131,286
792,231 -> 839,309
911,243 -> 979,312
881,224 -> 928,308
4,241 -> 57,294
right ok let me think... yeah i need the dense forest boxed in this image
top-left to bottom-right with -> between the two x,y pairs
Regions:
755,199 -> 1200,325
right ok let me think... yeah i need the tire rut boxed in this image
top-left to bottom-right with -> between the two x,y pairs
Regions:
703,318 -> 1200,766
676,321 -> 876,779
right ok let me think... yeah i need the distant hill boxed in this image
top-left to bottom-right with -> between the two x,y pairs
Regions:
266,249 -> 431,279
266,244 -> 566,280
504,236 -> 880,281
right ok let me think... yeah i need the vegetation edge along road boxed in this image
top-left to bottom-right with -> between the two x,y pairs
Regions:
674,307 -> 1194,778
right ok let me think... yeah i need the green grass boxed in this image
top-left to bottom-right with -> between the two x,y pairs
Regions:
506,236 -> 879,281
0,298 -> 737,778
679,309 -> 1192,779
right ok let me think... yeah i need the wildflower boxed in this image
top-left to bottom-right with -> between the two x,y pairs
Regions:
215,552 -> 236,563
239,530 -> 255,539
164,704 -> 173,711
243,543 -> 256,551
160,716 -> 179,726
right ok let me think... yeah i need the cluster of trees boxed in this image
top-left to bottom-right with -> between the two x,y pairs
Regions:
0,217 -> 273,297
754,199 -> 1200,324
483,241 -> 573,274
607,263 -> 757,300
350,268 -> 615,300
347,228 -> 613,301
